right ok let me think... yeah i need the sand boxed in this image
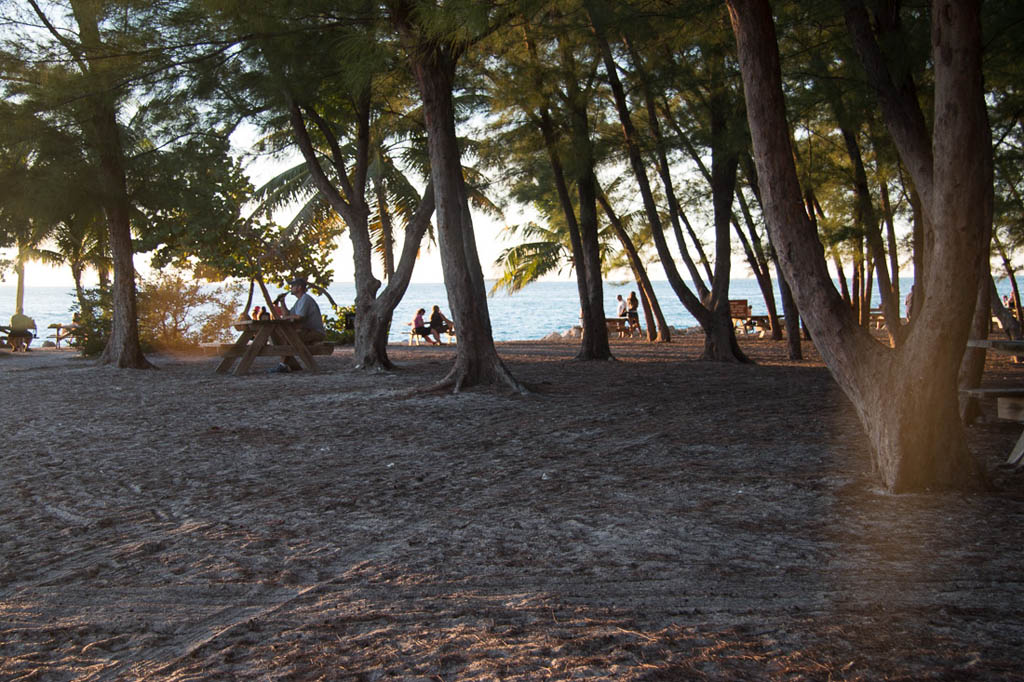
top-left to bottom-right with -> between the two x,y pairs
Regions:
1,336 -> 1023,680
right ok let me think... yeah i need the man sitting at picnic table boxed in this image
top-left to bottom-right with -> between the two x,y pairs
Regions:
7,312 -> 37,352
270,276 -> 325,374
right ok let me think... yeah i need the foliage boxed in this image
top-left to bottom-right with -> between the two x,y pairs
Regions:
136,272 -> 244,350
70,286 -> 114,357
323,304 -> 357,345
70,272 -> 244,355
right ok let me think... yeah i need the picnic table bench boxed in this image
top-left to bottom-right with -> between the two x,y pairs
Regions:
606,317 -> 629,337
216,319 -> 333,375
408,326 -> 456,345
963,339 -> 1024,468
729,299 -> 772,336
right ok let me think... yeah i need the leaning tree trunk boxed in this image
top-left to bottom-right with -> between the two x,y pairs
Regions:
727,0 -> 988,491
592,16 -> 745,360
565,83 -> 611,361
598,190 -> 671,342
355,185 -> 436,370
408,45 -> 525,392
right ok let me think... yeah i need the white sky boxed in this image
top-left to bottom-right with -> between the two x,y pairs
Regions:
4,148 -> 528,288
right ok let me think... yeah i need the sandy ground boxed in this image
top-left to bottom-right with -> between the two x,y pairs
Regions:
1,334 -> 1023,681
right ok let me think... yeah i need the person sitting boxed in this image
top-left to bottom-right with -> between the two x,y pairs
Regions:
54,313 -> 82,347
270,276 -> 325,372
7,312 -> 37,352
409,308 -> 436,345
429,305 -> 454,344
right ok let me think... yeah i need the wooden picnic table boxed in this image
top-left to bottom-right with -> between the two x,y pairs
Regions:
965,338 -> 1024,468
215,319 -> 327,376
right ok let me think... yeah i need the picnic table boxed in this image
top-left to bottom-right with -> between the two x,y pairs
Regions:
965,338 -> 1024,468
215,319 -> 332,376
47,322 -> 80,348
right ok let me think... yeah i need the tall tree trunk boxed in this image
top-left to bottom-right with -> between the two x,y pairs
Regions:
375,174 -> 396,281
536,108 -> 607,358
589,10 -> 745,361
727,0 -> 989,491
521,30 -> 609,360
14,252 -> 25,315
625,38 -> 711,296
286,93 -> 436,372
776,257 -> 802,359
743,156 -> 792,348
71,262 -> 86,313
401,37 -> 524,392
880,180 -> 901,307
563,60 -> 612,361
70,0 -> 150,369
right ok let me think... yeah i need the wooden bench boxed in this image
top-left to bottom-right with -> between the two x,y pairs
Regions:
960,386 -> 1024,468
730,299 -> 773,337
218,342 -> 334,358
606,317 -> 629,338
408,328 -> 456,345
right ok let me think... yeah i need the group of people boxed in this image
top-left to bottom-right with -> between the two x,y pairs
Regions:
410,305 -> 454,345
615,292 -> 642,335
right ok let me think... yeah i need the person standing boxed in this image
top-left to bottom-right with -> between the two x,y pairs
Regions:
626,291 -> 641,336
616,294 -> 627,318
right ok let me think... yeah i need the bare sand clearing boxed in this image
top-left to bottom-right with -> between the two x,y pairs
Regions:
2,335 -> 1023,680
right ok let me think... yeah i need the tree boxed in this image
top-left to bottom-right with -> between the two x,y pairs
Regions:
392,0 -> 527,391
2,1 -> 246,368
589,0 -> 750,362
726,0 -> 989,491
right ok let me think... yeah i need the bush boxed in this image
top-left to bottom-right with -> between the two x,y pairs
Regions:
70,285 -> 113,356
71,273 -> 243,355
323,304 -> 355,345
137,272 -> 243,350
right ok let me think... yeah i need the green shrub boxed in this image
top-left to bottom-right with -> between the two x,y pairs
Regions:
323,304 -> 355,345
137,272 -> 242,350
71,273 -> 243,355
70,285 -> 113,356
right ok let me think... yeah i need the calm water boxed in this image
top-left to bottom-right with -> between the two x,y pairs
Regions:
0,277 -> 1009,345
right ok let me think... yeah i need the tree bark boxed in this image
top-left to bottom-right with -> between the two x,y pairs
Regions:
958,271 -> 991,423
562,51 -> 612,361
726,0 -> 988,491
69,0 -> 150,369
286,92 -> 436,372
589,10 -> 746,361
400,33 -> 525,392
536,108 -> 605,356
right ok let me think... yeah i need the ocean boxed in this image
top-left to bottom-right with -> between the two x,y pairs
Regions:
0,277 -> 1009,345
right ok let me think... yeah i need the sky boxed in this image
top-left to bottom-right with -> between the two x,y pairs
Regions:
1,143 -> 533,289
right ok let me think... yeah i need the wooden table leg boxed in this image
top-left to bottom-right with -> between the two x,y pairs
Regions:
1005,429 -> 1024,468
216,328 -> 255,373
235,325 -> 274,375
277,325 -> 319,372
